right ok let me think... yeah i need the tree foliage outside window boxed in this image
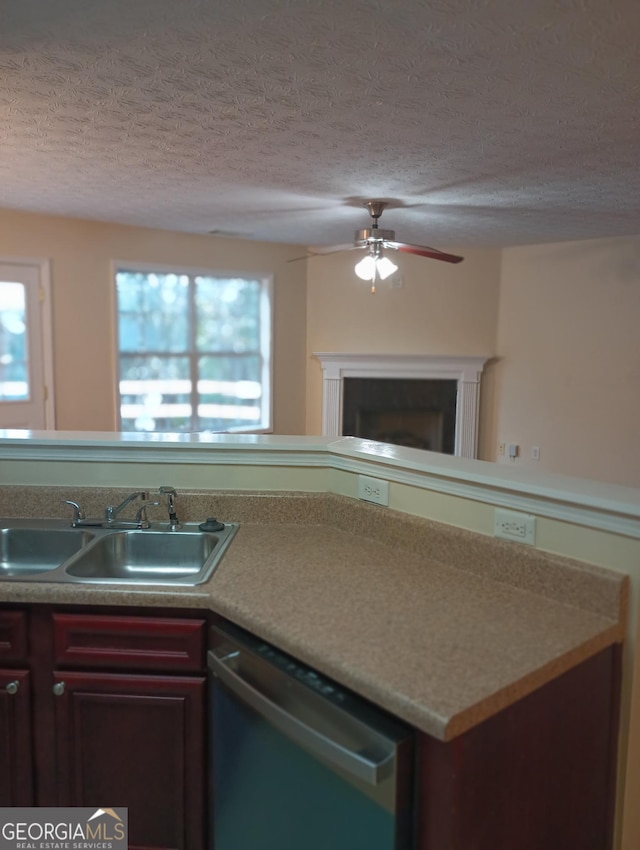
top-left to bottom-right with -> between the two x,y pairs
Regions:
0,282 -> 29,400
115,268 -> 272,433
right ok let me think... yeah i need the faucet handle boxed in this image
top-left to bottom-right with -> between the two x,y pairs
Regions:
62,500 -> 85,523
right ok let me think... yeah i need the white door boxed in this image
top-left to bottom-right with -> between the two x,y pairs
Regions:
0,261 -> 54,430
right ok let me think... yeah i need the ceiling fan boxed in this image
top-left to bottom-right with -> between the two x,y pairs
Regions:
297,200 -> 464,292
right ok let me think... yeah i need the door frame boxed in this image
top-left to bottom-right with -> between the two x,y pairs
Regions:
0,256 -> 56,430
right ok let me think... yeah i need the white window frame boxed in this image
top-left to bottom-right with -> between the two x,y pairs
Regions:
0,256 -> 56,430
112,261 -> 273,434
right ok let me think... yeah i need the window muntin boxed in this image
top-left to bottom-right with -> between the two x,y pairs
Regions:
115,268 -> 271,433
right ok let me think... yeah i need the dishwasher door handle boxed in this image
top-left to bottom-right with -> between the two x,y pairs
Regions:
208,649 -> 393,786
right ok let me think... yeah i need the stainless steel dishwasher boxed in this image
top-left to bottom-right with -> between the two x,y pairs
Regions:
208,621 -> 414,850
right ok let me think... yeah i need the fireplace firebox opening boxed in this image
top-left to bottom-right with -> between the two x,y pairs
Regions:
342,377 -> 457,453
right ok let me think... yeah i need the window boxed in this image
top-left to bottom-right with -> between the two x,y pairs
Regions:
0,281 -> 28,401
0,261 -> 53,430
115,266 -> 272,433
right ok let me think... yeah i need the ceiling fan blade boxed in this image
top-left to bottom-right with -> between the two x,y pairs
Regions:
309,243 -> 361,255
287,244 -> 363,263
386,241 -> 464,264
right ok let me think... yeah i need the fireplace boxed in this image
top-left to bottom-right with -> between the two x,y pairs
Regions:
314,354 -> 489,458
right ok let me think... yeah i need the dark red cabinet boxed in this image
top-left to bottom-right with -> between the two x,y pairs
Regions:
0,606 -> 207,850
0,609 -> 33,807
52,670 -> 205,850
51,612 -> 206,672
0,609 -> 28,663
415,647 -> 621,850
0,667 -> 34,806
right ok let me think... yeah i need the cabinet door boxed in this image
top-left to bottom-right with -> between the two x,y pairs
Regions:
0,669 -> 34,805
0,610 -> 29,664
53,671 -> 205,850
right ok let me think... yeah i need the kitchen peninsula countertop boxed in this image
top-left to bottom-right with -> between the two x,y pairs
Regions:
0,491 -> 627,741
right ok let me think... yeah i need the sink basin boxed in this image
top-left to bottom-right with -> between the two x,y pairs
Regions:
63,527 -> 236,585
0,528 -> 94,577
0,520 -> 238,586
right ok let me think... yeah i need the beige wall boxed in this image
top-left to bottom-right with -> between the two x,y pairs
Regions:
0,208 -> 308,434
303,233 -> 640,487
490,236 -> 640,486
3,207 -> 640,488
304,247 -> 502,436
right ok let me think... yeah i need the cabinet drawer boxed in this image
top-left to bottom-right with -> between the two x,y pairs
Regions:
52,613 -> 206,673
0,610 -> 28,663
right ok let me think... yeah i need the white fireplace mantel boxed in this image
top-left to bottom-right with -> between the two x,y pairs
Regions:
313,353 -> 490,458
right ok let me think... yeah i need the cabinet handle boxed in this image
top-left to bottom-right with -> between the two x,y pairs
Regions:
5,680 -> 19,695
52,681 -> 65,696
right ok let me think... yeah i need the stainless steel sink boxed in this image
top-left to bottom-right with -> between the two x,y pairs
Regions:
0,520 -> 238,585
0,527 -> 95,577
64,528 -> 232,584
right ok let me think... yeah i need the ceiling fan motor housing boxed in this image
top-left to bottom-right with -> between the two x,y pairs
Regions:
354,227 -> 395,243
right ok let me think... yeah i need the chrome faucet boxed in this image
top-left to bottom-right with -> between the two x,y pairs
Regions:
63,490 -> 159,529
159,486 -> 182,530
134,499 -> 161,529
104,491 -> 149,524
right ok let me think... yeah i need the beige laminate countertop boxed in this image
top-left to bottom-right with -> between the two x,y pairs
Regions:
0,491 -> 628,741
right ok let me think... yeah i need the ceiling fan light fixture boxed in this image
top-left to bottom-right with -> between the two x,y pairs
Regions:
376,255 -> 398,280
354,254 -> 377,280
354,253 -> 398,281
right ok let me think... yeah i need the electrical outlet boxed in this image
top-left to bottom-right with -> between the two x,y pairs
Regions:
498,442 -> 505,456
358,475 -> 389,506
494,508 -> 536,545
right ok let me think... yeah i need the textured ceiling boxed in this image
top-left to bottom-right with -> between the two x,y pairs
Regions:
1,0 -> 639,248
